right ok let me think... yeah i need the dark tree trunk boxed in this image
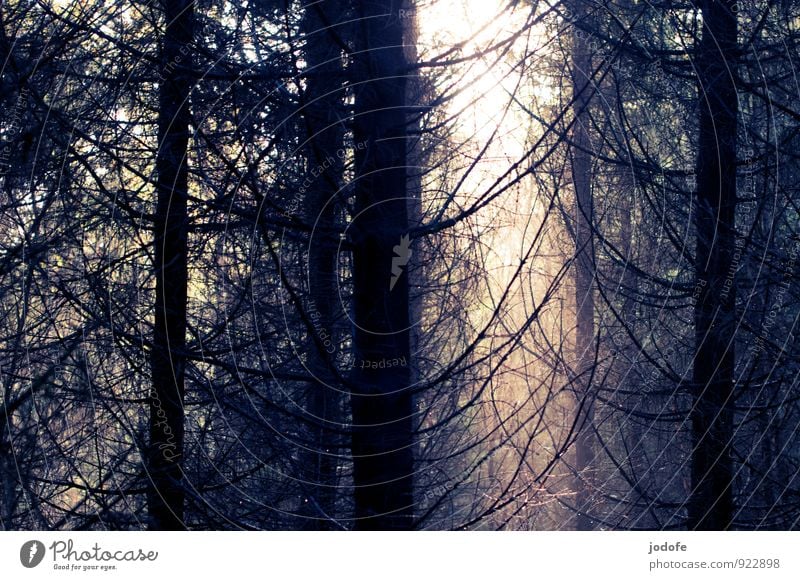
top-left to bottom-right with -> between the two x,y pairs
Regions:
402,2 -> 425,522
299,0 -> 346,530
570,0 -> 596,531
350,0 -> 414,530
688,0 -> 738,530
147,0 -> 193,531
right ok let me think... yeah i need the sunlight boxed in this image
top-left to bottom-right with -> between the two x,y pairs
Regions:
419,0 -> 532,160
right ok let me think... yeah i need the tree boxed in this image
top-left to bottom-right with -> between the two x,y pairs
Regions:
298,0 -> 348,529
687,0 -> 738,531
147,0 -> 195,530
568,0 -> 598,531
349,0 -> 415,530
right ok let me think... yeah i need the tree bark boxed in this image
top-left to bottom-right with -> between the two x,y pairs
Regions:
350,0 -> 414,530
147,0 -> 193,530
299,0 -> 345,530
688,0 -> 738,530
570,0 -> 596,531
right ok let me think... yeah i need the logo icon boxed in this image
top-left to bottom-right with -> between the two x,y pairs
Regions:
390,234 -> 411,291
20,540 -> 45,568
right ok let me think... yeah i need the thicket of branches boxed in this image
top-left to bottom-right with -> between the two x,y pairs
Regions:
1,0 -> 798,530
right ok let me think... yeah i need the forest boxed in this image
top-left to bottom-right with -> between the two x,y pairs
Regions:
0,0 -> 799,531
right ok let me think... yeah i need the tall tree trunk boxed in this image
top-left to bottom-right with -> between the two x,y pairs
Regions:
570,0 -> 596,531
299,0 -> 345,530
350,0 -> 414,530
147,0 -> 193,530
688,0 -> 738,530
402,0 -> 425,521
